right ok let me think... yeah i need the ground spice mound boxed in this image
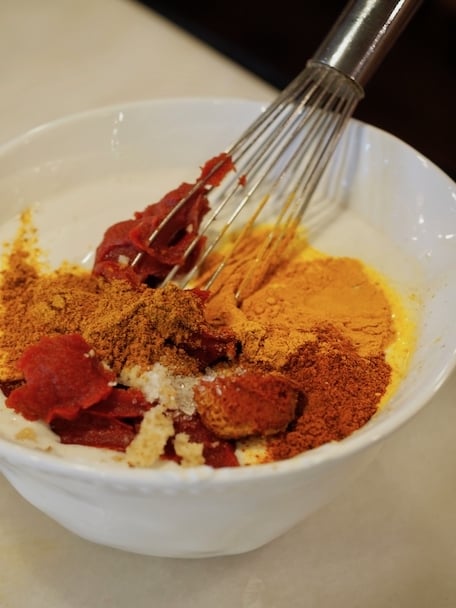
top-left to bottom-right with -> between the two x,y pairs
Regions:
0,243 -> 236,381
266,324 -> 391,460
0,208 -> 406,468
194,371 -> 300,439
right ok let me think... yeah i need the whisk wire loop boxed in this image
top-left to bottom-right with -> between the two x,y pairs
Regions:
175,66 -> 362,297
162,67 -> 331,286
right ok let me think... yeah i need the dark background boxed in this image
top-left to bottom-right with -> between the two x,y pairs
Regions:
137,0 -> 455,179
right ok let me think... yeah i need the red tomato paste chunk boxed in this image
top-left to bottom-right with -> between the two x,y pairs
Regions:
6,334 -> 115,423
50,411 -> 136,452
93,153 -> 235,285
50,387 -> 154,452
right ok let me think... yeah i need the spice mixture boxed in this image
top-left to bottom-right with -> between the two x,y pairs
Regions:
0,155 -> 413,468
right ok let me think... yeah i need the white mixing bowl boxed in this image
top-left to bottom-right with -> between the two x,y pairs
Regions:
0,98 -> 454,558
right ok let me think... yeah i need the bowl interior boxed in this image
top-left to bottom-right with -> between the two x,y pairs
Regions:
0,97 -> 454,478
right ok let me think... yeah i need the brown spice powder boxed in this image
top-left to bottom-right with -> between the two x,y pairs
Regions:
0,248 -> 230,380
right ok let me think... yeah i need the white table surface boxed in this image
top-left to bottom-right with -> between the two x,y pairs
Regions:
0,1 -> 455,606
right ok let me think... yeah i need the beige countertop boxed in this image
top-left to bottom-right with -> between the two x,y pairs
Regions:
0,1 -> 455,606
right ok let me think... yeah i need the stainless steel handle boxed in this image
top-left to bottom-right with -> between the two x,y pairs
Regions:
310,0 -> 423,88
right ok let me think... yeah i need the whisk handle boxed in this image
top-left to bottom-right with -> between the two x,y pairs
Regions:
310,0 -> 422,89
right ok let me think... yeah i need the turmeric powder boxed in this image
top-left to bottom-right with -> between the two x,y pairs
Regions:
202,230 -> 395,363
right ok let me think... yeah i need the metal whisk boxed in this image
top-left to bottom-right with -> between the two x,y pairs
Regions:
132,0 -> 422,299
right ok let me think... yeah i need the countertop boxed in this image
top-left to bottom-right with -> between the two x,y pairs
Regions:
0,1 -> 455,606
